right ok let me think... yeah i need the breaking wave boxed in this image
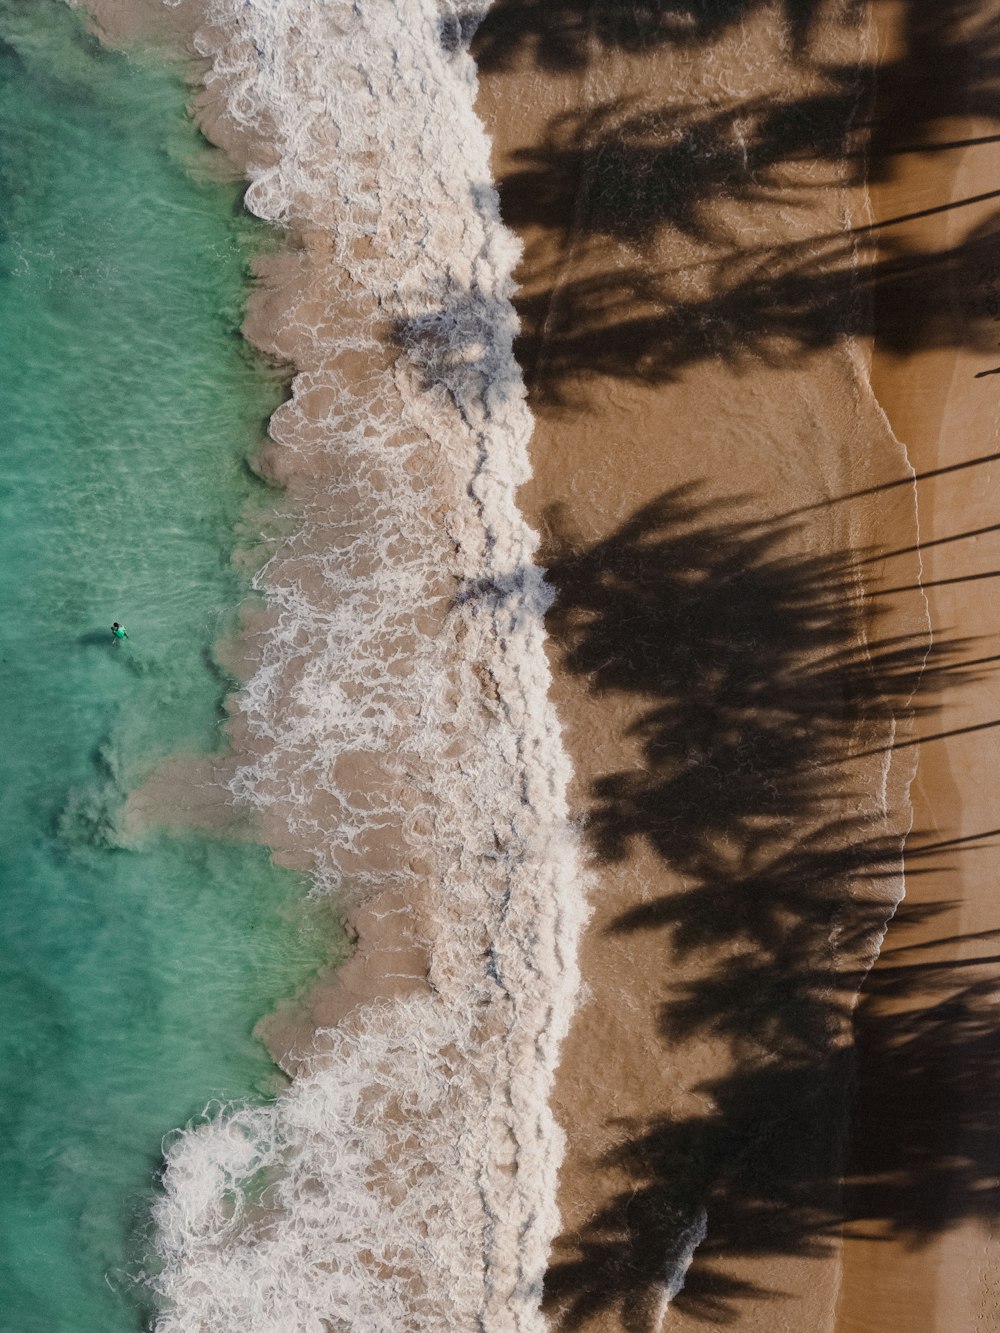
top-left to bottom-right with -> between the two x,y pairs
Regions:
149,0 -> 587,1329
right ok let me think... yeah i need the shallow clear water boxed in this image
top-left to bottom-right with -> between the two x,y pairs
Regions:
0,4 -> 328,1328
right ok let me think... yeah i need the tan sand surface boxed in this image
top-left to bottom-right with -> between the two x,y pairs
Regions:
835,4 -> 1000,1330
476,0 -> 999,1329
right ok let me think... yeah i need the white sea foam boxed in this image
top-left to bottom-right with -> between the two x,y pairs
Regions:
150,1 -> 587,1329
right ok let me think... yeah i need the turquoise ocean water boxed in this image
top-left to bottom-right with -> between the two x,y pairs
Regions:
0,4 -> 328,1328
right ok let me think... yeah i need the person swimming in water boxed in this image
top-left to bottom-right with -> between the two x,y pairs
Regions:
111,622 -> 128,641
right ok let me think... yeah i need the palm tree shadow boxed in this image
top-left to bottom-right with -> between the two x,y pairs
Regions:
472,0 -> 835,73
541,487 -> 974,874
511,206 -> 1000,404
479,0 -> 1000,402
459,0 -> 1000,1316
533,488 -> 995,1326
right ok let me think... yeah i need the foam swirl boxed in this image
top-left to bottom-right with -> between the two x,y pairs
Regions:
150,1 -> 587,1328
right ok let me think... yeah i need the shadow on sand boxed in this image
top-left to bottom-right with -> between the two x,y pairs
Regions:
467,0 -> 1000,401
512,489 -> 1000,1327
421,2 -> 1000,1323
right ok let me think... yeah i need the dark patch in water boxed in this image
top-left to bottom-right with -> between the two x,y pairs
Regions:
439,10 -> 487,54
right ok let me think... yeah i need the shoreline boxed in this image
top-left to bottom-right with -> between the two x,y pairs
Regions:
73,0 -> 1000,1327
80,1 -> 589,1326
75,1 -> 500,1032
836,2 -> 1000,1328
475,1 -> 931,1326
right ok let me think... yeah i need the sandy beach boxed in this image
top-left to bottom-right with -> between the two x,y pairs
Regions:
475,0 -> 999,1328
835,3 -> 1000,1329
74,0 -> 1000,1327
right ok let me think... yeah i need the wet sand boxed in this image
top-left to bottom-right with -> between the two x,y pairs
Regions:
835,3 -> 1000,1330
476,0 -> 996,1328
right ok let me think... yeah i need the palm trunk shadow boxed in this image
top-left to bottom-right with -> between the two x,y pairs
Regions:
529,488 -> 990,1326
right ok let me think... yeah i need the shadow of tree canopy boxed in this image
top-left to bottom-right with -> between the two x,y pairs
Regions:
513,206 -> 1000,395
541,488 -> 973,878
498,94 -> 868,247
475,0 -> 1000,400
448,0 -> 1000,1321
471,0 -> 839,72
529,490 -> 998,1327
845,915 -> 1000,1238
545,910 -> 1000,1329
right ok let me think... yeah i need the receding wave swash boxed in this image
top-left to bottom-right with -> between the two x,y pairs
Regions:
150,1 -> 587,1329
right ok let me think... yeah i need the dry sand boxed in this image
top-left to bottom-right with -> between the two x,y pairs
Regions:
835,3 -> 1000,1330
476,0 -> 1000,1329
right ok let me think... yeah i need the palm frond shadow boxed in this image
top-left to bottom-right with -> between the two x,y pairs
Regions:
472,0 -> 840,73
513,208 -> 1000,402
530,490 -> 996,1327
476,0 -> 1000,401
